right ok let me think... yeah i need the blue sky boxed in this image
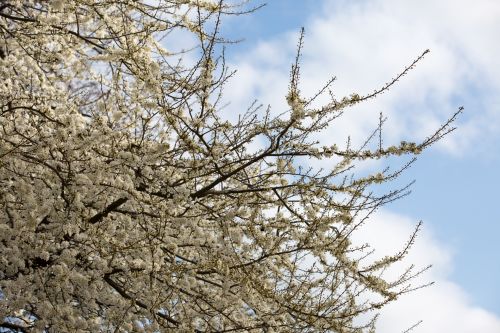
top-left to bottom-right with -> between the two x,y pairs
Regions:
217,0 -> 500,331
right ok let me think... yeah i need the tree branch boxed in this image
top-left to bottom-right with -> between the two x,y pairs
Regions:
0,321 -> 29,333
88,197 -> 128,224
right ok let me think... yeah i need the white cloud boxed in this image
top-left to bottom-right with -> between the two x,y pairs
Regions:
355,210 -> 500,333
224,0 -> 500,157
221,0 -> 500,331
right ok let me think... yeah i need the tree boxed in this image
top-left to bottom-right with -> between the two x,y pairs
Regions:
0,1 -> 461,332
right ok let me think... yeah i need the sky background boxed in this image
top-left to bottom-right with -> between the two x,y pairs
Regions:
213,0 -> 500,331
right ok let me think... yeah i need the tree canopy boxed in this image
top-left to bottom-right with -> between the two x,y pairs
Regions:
0,1 -> 460,332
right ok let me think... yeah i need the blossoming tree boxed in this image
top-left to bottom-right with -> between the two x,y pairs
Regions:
0,0 -> 460,332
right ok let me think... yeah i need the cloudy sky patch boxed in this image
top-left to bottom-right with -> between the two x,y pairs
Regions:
220,0 -> 500,330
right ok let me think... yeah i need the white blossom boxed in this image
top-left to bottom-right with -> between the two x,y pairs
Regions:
0,1 -> 460,332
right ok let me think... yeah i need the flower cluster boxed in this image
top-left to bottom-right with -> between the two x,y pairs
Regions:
0,1 -> 459,332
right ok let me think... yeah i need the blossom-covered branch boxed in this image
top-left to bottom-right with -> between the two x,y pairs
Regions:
0,1 -> 460,332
